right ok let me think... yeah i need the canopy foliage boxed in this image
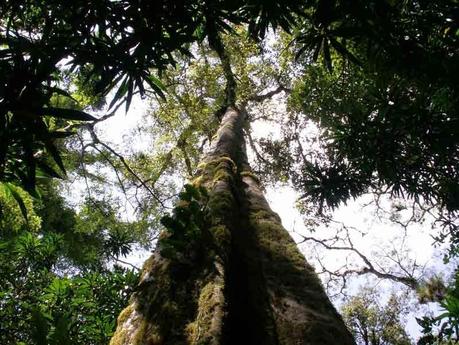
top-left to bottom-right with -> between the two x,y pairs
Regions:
1,0 -> 459,344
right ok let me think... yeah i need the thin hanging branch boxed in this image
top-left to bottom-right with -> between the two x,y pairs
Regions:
86,125 -> 166,208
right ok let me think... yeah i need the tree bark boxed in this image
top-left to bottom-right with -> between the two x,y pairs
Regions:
110,107 -> 355,345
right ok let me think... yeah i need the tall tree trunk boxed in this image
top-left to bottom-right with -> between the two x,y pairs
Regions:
110,106 -> 355,345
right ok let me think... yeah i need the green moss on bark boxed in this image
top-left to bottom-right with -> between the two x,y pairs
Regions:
246,193 -> 354,344
207,189 -> 234,219
210,225 -> 231,248
185,280 -> 225,345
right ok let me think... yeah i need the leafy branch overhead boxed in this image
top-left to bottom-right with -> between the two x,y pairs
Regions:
0,0 -> 306,195
4,0 -> 457,219
245,0 -> 459,216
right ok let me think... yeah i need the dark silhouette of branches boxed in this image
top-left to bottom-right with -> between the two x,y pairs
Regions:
296,218 -> 424,295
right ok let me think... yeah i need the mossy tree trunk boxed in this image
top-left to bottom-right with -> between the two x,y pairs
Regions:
110,106 -> 355,345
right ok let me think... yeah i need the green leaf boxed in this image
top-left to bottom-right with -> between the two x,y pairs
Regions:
329,38 -> 361,66
38,107 -> 96,121
145,74 -> 166,99
193,24 -> 206,41
37,161 -> 62,179
45,86 -> 78,102
108,76 -> 129,110
295,35 -> 321,61
0,182 -> 29,221
43,138 -> 67,176
323,38 -> 332,72
125,78 -> 134,113
50,314 -> 71,344
312,38 -> 323,62
295,44 -> 310,61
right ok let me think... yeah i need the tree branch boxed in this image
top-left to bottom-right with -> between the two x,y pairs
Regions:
247,84 -> 290,103
206,16 -> 237,111
297,224 -> 420,290
86,125 -> 166,208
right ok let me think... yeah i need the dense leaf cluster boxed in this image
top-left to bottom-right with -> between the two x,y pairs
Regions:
159,184 -> 209,260
417,270 -> 459,344
257,0 -> 459,213
0,181 -> 143,344
341,288 -> 412,345
0,225 -> 139,344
